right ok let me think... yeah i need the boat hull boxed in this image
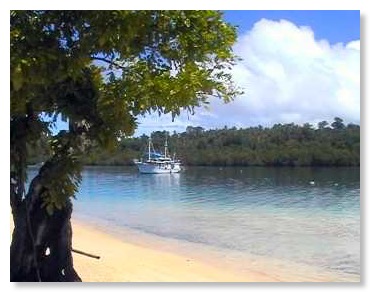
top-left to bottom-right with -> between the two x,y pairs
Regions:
136,162 -> 181,174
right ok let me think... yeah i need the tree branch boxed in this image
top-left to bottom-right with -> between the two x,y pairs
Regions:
72,249 -> 100,259
91,56 -> 125,70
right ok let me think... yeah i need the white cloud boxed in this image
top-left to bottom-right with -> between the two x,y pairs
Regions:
136,18 -> 360,135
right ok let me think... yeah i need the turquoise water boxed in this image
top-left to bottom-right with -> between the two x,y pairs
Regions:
28,166 -> 360,280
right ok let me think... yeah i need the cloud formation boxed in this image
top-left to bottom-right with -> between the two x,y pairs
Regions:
136,18 -> 360,135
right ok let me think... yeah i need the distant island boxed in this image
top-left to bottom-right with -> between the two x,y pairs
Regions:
29,117 -> 360,167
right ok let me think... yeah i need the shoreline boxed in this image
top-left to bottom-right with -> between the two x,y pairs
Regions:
70,218 -> 358,282
71,219 -> 274,282
10,216 -> 359,282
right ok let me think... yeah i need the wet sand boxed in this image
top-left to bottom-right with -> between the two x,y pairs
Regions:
70,220 -> 356,282
71,220 -> 274,282
10,217 -> 358,282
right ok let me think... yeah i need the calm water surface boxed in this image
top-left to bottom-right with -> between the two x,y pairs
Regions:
28,166 -> 360,280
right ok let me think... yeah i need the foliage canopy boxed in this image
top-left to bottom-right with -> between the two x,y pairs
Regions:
10,10 -> 239,214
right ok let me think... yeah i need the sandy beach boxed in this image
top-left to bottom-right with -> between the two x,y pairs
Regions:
9,217 -> 269,282
70,220 -> 357,282
71,220 -> 274,282
10,217 -> 358,282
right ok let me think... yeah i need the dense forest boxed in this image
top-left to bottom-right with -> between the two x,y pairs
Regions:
28,117 -> 360,167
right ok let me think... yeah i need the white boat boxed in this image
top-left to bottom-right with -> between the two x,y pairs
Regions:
134,137 -> 182,174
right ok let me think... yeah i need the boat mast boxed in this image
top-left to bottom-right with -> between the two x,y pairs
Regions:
164,135 -> 168,159
148,137 -> 152,161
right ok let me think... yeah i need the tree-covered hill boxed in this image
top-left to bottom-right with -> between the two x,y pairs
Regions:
30,117 -> 360,167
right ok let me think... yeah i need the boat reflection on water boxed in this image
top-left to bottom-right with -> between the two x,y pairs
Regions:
150,172 -> 181,189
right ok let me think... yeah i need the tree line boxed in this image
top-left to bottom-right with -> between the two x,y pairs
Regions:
29,117 -> 360,167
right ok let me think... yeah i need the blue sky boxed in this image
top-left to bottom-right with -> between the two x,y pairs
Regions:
223,10 -> 360,44
135,10 -> 360,136
54,10 -> 360,136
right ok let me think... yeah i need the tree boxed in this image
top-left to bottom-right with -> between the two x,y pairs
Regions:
10,10 -> 239,281
317,120 -> 328,130
331,117 -> 345,130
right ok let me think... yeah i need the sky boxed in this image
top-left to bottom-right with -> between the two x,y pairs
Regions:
135,10 -> 360,136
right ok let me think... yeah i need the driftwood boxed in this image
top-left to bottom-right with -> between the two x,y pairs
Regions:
72,249 -> 100,260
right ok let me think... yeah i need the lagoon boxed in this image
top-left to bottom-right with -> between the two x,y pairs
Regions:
28,166 -> 360,281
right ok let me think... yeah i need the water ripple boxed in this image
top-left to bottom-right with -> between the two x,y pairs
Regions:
28,166 -> 360,279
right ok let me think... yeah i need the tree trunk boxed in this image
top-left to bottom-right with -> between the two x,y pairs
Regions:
10,194 -> 81,282
10,107 -> 82,281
